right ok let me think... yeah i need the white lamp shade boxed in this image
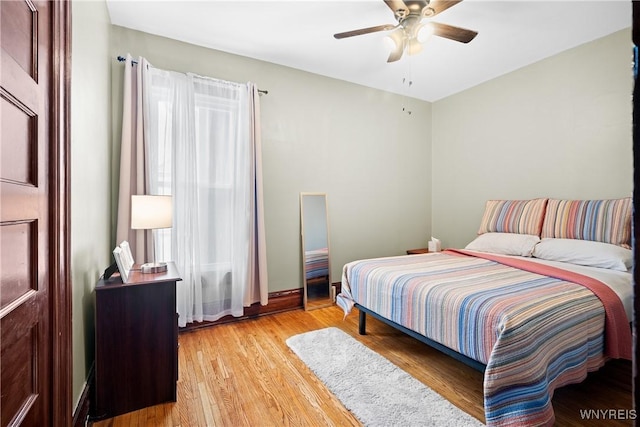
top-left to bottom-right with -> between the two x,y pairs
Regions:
131,195 -> 173,229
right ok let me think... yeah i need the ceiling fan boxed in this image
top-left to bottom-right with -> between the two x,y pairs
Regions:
334,0 -> 478,63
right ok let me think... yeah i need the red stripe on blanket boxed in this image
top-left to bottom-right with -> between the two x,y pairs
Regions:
444,249 -> 632,360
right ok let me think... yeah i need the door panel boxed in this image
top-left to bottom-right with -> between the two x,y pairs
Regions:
0,220 -> 37,311
1,90 -> 37,186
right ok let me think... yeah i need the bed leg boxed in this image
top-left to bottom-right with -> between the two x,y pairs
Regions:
359,310 -> 366,335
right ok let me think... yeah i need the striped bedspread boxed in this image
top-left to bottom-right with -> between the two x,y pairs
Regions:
338,250 -> 631,426
304,247 -> 329,279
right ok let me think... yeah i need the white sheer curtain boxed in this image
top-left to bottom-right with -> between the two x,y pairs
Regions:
143,66 -> 268,327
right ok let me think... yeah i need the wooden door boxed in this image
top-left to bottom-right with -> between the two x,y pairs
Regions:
0,1 -> 71,425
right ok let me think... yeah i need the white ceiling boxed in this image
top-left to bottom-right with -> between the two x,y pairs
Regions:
106,0 -> 632,102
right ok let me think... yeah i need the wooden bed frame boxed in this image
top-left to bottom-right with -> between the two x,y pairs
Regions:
356,303 -> 487,372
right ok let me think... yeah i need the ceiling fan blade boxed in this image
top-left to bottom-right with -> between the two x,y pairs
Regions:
427,0 -> 463,17
334,24 -> 396,39
430,22 -> 477,43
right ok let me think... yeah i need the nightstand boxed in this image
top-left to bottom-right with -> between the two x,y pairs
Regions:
94,262 -> 181,419
406,248 -> 430,255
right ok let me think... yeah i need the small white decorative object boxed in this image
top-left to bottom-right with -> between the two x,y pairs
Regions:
428,237 -> 441,252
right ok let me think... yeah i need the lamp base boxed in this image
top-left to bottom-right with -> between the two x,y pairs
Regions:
141,262 -> 168,274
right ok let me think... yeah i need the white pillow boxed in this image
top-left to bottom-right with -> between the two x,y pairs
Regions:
532,238 -> 632,272
465,233 -> 540,257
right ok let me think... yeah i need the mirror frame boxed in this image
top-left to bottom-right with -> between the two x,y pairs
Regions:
300,192 -> 333,311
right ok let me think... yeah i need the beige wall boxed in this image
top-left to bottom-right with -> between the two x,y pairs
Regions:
110,26 -> 433,291
70,0 -> 112,412
432,29 -> 633,248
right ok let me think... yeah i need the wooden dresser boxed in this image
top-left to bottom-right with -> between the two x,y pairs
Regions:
94,262 -> 181,419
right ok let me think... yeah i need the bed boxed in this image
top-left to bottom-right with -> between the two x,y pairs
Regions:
337,198 -> 633,426
304,247 -> 329,280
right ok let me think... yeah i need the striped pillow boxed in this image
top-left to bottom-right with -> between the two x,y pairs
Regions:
541,198 -> 632,248
477,199 -> 548,236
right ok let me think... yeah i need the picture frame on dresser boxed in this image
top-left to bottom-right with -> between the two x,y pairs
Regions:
112,247 -> 130,283
119,240 -> 134,271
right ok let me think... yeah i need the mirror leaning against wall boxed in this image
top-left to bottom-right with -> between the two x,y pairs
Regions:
300,193 -> 333,310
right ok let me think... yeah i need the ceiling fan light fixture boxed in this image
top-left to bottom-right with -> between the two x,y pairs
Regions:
407,38 -> 423,55
386,28 -> 406,62
416,23 -> 434,43
385,27 -> 405,50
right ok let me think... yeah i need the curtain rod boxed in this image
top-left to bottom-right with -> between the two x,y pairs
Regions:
116,55 -> 268,95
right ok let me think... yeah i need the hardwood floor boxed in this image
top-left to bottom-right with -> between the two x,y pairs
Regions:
92,305 -> 632,426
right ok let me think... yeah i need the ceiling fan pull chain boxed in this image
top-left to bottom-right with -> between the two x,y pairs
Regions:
402,75 -> 413,115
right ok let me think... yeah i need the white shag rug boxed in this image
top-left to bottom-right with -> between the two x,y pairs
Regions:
286,327 -> 484,427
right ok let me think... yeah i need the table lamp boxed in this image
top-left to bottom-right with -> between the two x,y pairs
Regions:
131,195 -> 173,273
